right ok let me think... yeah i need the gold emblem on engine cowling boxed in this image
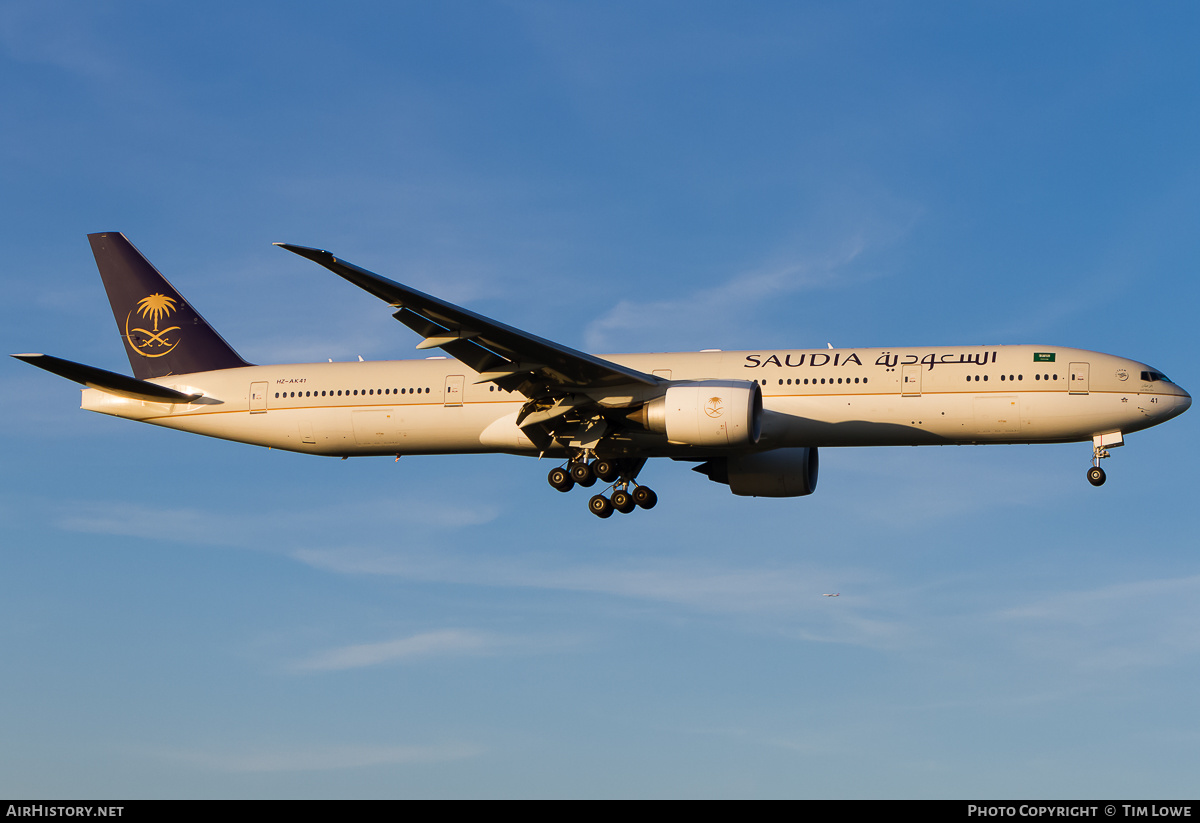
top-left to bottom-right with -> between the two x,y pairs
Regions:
705,396 -> 724,418
125,293 -> 181,358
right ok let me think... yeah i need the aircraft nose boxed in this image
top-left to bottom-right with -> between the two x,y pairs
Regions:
1179,387 -> 1192,415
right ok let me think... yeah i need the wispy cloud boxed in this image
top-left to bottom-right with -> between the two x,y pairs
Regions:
292,545 -> 907,648
57,496 -> 499,548
0,1 -> 121,81
297,546 -> 839,606
824,448 -> 1073,527
583,187 -> 921,352
166,742 -> 483,773
293,629 -> 495,672
583,243 -> 864,352
996,574 -> 1200,670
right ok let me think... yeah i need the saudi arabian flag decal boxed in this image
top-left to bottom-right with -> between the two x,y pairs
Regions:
1033,352 -> 1056,362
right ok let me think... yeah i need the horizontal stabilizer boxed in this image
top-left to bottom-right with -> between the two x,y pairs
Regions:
11,353 -> 202,403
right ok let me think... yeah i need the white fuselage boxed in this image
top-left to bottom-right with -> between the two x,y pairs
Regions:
80,344 -> 1191,458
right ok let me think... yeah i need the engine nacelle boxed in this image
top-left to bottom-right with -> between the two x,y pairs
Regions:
638,381 -> 763,447
695,447 -> 819,497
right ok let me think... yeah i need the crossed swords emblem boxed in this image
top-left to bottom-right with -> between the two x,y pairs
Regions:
125,293 -> 182,357
130,324 -> 182,347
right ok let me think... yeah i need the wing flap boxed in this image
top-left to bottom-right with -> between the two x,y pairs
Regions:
390,307 -> 508,376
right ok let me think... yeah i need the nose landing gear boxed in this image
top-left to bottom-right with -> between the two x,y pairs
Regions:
1086,432 -> 1123,487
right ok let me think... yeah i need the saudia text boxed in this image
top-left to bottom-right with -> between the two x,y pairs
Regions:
744,350 -> 998,371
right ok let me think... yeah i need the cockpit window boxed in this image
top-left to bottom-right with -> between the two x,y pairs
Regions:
1141,371 -> 1174,384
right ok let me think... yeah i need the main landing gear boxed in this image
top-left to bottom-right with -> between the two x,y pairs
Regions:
547,457 -> 657,518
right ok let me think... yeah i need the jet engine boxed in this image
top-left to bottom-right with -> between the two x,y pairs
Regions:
633,381 -> 763,447
694,447 -> 819,497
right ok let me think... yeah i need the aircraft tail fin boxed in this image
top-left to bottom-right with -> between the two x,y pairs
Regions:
88,232 -> 251,379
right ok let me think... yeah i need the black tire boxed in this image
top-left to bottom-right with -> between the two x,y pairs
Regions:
570,462 -> 596,487
1087,466 -> 1106,487
611,490 -> 635,514
632,486 -> 658,509
592,459 -> 619,483
548,467 -> 574,492
589,494 -> 613,518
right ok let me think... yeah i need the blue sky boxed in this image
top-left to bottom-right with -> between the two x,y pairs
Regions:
2,1 -> 1198,798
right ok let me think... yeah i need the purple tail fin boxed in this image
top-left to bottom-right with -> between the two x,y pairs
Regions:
88,233 -> 251,379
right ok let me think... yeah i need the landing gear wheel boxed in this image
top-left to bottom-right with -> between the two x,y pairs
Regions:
632,486 -> 658,509
548,467 -> 574,492
592,459 -> 619,483
570,462 -> 597,488
611,489 -> 636,514
589,494 -> 613,519
1087,466 -> 1106,487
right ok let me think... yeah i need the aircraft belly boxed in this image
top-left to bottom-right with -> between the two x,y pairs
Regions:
366,403 -> 510,455
142,403 -> 503,456
1020,391 -> 1159,439
479,409 -> 537,452
351,409 -> 401,447
762,395 -> 954,447
760,390 -> 1152,447
973,395 -> 1021,436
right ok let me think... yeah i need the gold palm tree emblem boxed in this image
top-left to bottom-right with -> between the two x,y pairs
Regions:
126,293 -> 183,357
136,293 -> 176,332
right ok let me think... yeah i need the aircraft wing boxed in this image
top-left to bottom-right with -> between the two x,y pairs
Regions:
276,244 -> 661,393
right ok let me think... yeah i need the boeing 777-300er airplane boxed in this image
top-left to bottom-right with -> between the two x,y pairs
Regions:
14,233 -> 1192,518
